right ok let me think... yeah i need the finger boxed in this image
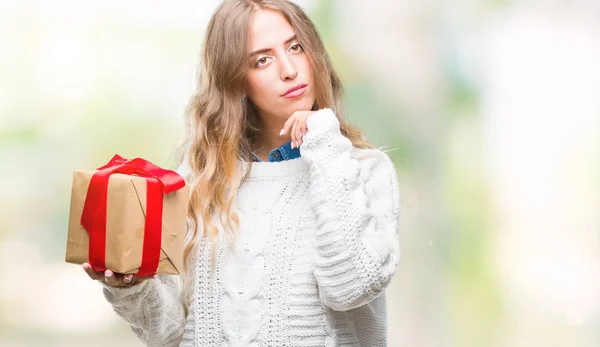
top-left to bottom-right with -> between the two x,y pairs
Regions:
122,274 -> 134,284
104,270 -> 121,286
302,125 -> 307,138
281,112 -> 298,136
299,122 -> 308,146
294,117 -> 303,148
121,274 -> 157,287
290,118 -> 300,148
296,119 -> 305,146
82,263 -> 104,281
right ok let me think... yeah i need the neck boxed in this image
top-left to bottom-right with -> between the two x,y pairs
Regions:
253,111 -> 292,155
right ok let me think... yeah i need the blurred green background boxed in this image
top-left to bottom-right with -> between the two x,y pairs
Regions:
1,0 -> 598,346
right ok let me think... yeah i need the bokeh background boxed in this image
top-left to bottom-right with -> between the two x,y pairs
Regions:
1,0 -> 599,346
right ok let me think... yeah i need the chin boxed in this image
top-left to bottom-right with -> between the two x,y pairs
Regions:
294,96 -> 316,111
275,96 -> 316,118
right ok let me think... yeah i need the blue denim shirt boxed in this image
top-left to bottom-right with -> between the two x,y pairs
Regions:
251,141 -> 301,162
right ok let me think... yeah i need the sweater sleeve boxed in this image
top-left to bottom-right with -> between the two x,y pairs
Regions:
101,275 -> 186,347
300,108 -> 401,312
100,160 -> 192,346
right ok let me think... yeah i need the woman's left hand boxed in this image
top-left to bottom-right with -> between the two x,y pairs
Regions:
280,110 -> 318,149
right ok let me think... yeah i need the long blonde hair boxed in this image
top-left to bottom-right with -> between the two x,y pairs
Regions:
177,0 -> 374,306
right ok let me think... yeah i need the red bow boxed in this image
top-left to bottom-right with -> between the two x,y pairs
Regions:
80,154 -> 185,277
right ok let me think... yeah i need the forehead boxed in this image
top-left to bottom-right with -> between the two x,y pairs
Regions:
248,9 -> 295,51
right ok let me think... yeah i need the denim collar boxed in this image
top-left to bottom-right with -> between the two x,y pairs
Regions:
251,141 -> 301,162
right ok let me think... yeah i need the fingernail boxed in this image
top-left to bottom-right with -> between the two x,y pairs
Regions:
104,270 -> 111,277
279,129 -> 284,136
82,264 -> 89,270
153,275 -> 158,280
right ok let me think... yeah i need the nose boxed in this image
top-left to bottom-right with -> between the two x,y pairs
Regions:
280,55 -> 298,81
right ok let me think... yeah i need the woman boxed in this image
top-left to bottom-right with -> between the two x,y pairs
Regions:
82,1 -> 401,346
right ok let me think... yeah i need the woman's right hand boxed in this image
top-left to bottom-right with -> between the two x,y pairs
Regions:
82,262 -> 156,287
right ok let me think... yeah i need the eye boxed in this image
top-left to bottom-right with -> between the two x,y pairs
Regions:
289,43 -> 303,52
254,56 -> 272,67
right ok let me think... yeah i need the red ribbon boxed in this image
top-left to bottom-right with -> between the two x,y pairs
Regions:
80,154 -> 186,277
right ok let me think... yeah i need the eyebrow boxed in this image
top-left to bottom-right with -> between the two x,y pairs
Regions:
249,35 -> 298,57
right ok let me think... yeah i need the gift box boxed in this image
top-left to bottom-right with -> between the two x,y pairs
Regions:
65,155 -> 190,276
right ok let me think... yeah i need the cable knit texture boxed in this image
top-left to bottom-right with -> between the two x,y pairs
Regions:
101,108 -> 401,346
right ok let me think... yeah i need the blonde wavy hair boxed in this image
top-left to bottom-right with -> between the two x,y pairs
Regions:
176,0 -> 374,308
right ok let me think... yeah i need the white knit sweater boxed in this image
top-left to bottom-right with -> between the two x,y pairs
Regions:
102,108 -> 401,347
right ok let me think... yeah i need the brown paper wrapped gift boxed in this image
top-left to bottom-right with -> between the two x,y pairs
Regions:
65,166 -> 190,275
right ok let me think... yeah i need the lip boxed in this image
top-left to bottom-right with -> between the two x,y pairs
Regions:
282,84 -> 307,98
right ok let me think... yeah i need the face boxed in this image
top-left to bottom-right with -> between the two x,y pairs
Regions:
246,9 -> 315,123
